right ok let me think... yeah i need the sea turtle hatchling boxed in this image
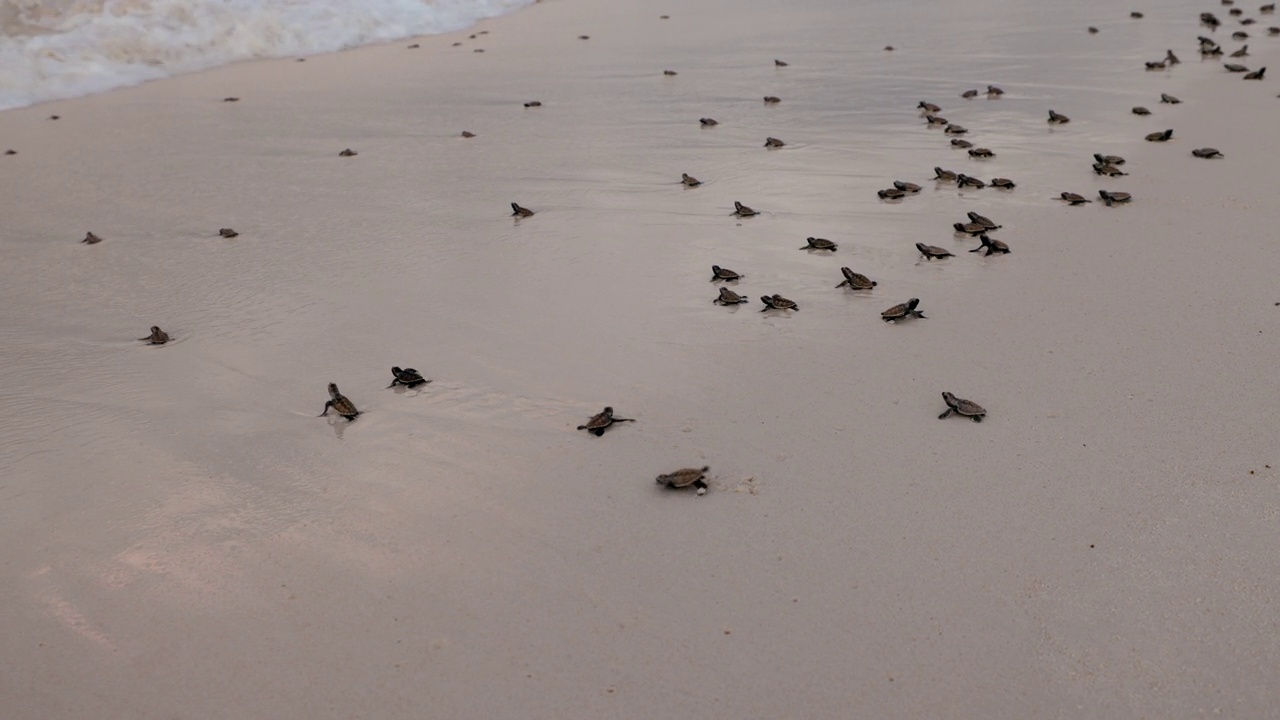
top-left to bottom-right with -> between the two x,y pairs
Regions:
656,466 -> 709,495
878,188 -> 907,200
967,148 -> 995,158
1243,67 -> 1266,79
954,222 -> 986,236
1133,106 -> 1152,115
1145,129 -> 1174,142
934,167 -> 958,181
1160,93 -> 1181,104
775,59 -> 788,66
925,115 -> 949,126
918,101 -> 942,113
219,228 -> 239,238
682,173 -> 702,187
733,201 -> 758,217
1231,44 -> 1250,57
801,237 -> 838,251
917,243 -> 954,260
1225,62 -> 1250,72
82,231 -> 103,244
1099,190 -> 1132,206
970,233 -> 1011,256
957,174 -> 986,189
319,383 -> 360,421
760,294 -> 798,312
1059,192 -> 1092,205
140,326 -> 170,345
987,85 -> 1005,97
338,148 -> 357,157
700,117 -> 719,127
387,366 -> 429,389
1094,152 -> 1126,166
967,211 -> 1001,230
1093,162 -> 1127,176
882,298 -> 926,322
511,202 -> 535,217
1048,110 -> 1070,124
951,138 -> 974,149
962,89 -> 979,98
523,100 -> 542,107
764,137 -> 786,148
944,124 -> 969,135
662,70 -> 678,76
763,96 -> 781,104
938,391 -> 986,421
714,287 -> 749,304
711,265 -> 742,282
577,406 -> 635,436
1192,147 -> 1224,158
835,267 -> 877,289
990,177 -> 1016,189
893,181 -> 923,194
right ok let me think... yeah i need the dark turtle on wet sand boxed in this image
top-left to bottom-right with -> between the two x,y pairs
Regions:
775,59 -> 789,66
338,148 -> 357,156
1048,110 -> 1070,124
1265,4 -> 1277,13
934,167 -> 957,182
1166,49 -> 1181,65
894,181 -> 923,193
320,383 -> 360,421
918,101 -> 942,113
733,201 -> 758,217
1271,26 -> 1280,36
763,96 -> 781,104
577,406 -> 635,436
917,243 -> 954,260
523,100 -> 543,107
951,138 -> 974,149
387,367 -> 429,389
991,177 -> 1016,189
882,298 -> 926,322
1192,147 -> 1224,158
656,466 -> 709,495
925,115 -> 949,126
878,187 -> 907,200
1231,44 -> 1250,57
682,173 -> 702,187
954,222 -> 986,235
801,237 -> 838,251
140,326 -> 169,345
1133,106 -> 1152,115
957,174 -> 986,188
1160,93 -> 1181,104
1225,63 -> 1250,72
223,97 -> 240,102
219,228 -> 239,238
1202,42 -> 1224,55
835,267 -> 877,289
82,231 -> 103,244
1145,60 -> 1167,71
714,287 -> 749,305
663,70 -> 678,76
1099,190 -> 1132,206
962,89 -> 979,98
1093,162 -> 1127,176
700,117 -> 718,127
1088,26 -> 1099,33
944,124 -> 969,135
1094,152 -> 1126,166
511,202 -> 535,217
1145,129 -> 1173,142
1233,30 -> 1250,39
711,265 -> 742,281
1243,67 -> 1266,79
1131,11 -> 1144,18
967,211 -> 1001,230
1059,191 -> 1092,205
968,147 -> 995,158
460,131 -> 476,137
760,294 -> 799,312
987,85 -> 1005,97
764,137 -> 786,148
3,149 -> 14,155
939,391 -> 986,421
970,233 -> 1010,256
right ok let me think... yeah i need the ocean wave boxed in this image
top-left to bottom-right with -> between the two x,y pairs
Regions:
0,0 -> 534,110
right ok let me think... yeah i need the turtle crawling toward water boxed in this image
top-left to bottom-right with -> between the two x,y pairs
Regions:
878,187 -> 907,200
219,228 -> 239,238
338,148 -> 357,157
511,202 -> 535,217
681,173 -> 702,187
700,117 -> 719,127
1145,129 -> 1173,142
577,406 -> 635,436
916,242 -> 954,260
968,147 -> 995,158
320,383 -> 360,421
1047,109 -> 1070,124
1099,190 -> 1132,206
954,222 -> 986,236
733,201 -> 758,217
967,211 -> 1001,230
970,233 -> 1010,256
939,391 -> 986,421
764,137 -> 786,148
1059,191 -> 1092,205
957,174 -> 986,189
140,326 -> 170,345
1191,147 -> 1224,158
387,366 -> 429,389
714,287 -> 749,305
711,265 -> 742,281
934,167 -> 957,182
990,177 -> 1016,189
835,267 -> 877,289
760,294 -> 798,312
801,237 -> 838,251
1093,153 -> 1126,166
1160,94 -> 1181,104
894,181 -> 923,194
656,466 -> 709,495
882,298 -> 925,322
82,231 -> 103,244
1133,106 -> 1152,115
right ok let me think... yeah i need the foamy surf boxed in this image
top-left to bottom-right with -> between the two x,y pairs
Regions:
0,0 -> 534,111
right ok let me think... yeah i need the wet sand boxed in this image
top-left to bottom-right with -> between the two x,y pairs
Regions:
2,0 -> 1279,717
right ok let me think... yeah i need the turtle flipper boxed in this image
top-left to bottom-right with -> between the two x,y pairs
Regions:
319,401 -> 333,417
971,415 -> 982,422
613,417 -> 635,423
693,479 -> 708,495
968,247 -> 982,253
386,380 -> 399,389
576,424 -> 588,430
938,408 -> 953,419
913,311 -> 927,319
592,428 -> 605,437
835,281 -> 848,288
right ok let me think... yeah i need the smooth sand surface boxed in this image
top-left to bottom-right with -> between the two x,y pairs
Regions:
2,0 -> 1279,717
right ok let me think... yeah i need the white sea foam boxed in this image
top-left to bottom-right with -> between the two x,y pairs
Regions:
0,0 -> 534,110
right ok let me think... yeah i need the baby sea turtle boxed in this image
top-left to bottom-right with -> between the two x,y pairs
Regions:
714,287 -> 749,305
338,148 -> 357,157
954,222 -> 985,235
733,201 -> 758,217
760,294 -> 798,312
1099,190 -> 1132,206
577,406 -> 635,436
764,137 -> 786,148
511,202 -> 535,217
3,149 -> 14,155
1166,49 -> 1181,65
801,237 -> 838,251
925,115 -> 949,126
663,70 -> 677,76
763,96 -> 781,104
1243,67 -> 1266,79
878,188 -> 907,200
1231,44 -> 1249,57
656,466 -> 709,495
991,177 -> 1016,189
1131,11 -> 1144,18
1088,26 -> 1099,33
775,59 -> 789,67
219,228 -> 239,238
1094,152 -> 1126,166
934,167 -> 957,181
711,265 -> 742,281
1145,60 -> 1167,71
524,100 -> 543,107
700,117 -> 719,127
408,43 -> 420,49
1225,63 -> 1249,72
918,101 -> 942,113
967,211 -> 1001,230
320,383 -> 360,421
1160,93 -> 1181,104
970,233 -> 1011,256
957,174 -> 986,189
1133,106 -> 1152,115
1202,12 -> 1222,27
951,138 -> 974,149
387,367 -> 429,389
682,173 -> 702,187
577,35 -> 589,40
460,131 -> 476,138
939,391 -> 985,421
1233,30 -> 1250,40
1093,162 -> 1127,177
1059,191 -> 1092,205
1047,110 -> 1070,124
944,124 -> 969,135
882,298 -> 925,322
1145,129 -> 1173,142
987,85 -> 1005,97
140,326 -> 170,345
961,89 -> 979,99
82,231 -> 103,244
894,181 -> 923,193
968,147 -> 995,158
1265,4 -> 1277,13
1192,147 -> 1224,158
223,97 -> 239,102
835,267 -> 877,289
1202,43 -> 1224,55
917,243 -> 954,260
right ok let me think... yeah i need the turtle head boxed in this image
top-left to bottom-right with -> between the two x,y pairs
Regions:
328,383 -> 340,398
734,201 -> 745,211
150,326 -> 161,333
979,234 -> 991,245
916,242 -> 929,253
602,406 -> 614,417
952,223 -> 966,232
907,298 -> 920,310
391,366 -> 403,375
942,391 -> 957,405
966,211 -> 980,221
712,265 -> 722,273
760,296 -> 773,304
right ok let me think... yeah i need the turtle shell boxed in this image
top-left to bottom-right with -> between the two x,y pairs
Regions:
954,222 -> 985,235
893,181 -> 922,193
511,202 -> 535,217
951,138 -> 974,148
882,298 -> 922,321
917,243 -> 953,259
877,188 -> 906,199
803,237 -> 838,251
941,391 -> 986,419
1145,129 -> 1173,142
1160,94 -> 1181,104
961,89 -> 979,98
1224,63 -> 1249,72
143,326 -> 170,344
836,267 -> 876,289
918,101 -> 941,112
764,137 -> 786,148
1132,106 -> 1152,115
934,167 -> 957,181
1048,110 -> 1070,123
761,294 -> 798,311
968,148 -> 995,158
1093,153 -> 1126,165
944,124 -> 968,135
986,85 -> 1004,95
579,407 -> 615,430
991,178 -> 1016,188
967,212 -> 1000,229
715,287 -> 748,304
656,466 -> 710,493
82,231 -> 103,244
763,96 -> 781,104
1060,192 -> 1091,205
957,175 -> 986,188
700,118 -> 719,126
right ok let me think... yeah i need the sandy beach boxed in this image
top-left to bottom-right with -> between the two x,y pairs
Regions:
2,0 -> 1279,717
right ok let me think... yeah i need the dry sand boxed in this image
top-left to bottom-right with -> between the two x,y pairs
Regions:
2,0 -> 1279,717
